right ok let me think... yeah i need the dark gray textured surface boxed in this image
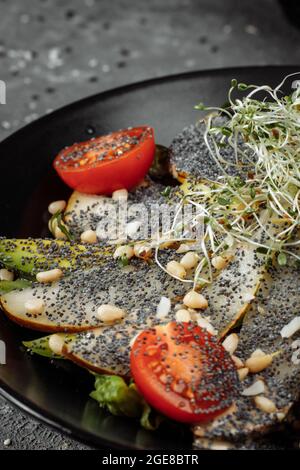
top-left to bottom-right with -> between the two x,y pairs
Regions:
0,0 -> 300,450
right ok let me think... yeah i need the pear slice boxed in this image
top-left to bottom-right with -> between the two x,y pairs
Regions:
1,252 -> 187,333
64,179 -> 166,241
203,242 -> 266,338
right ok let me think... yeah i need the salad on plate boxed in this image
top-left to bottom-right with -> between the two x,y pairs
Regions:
1,74 -> 300,449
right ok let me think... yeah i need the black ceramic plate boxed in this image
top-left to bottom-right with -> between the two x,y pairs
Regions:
0,66 -> 298,450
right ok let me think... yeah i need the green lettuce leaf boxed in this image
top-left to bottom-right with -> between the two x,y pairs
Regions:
90,374 -> 163,431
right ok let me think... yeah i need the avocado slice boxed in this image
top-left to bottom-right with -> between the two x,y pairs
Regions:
0,237 -> 111,277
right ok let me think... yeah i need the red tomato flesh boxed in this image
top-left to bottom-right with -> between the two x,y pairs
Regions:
130,322 -> 239,424
53,126 -> 155,194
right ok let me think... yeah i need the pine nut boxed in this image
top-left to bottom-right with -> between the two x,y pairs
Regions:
160,240 -> 176,249
113,245 -> 134,260
96,304 -> 125,323
175,309 -> 191,322
135,178 -> 149,189
166,260 -> 186,279
110,237 -> 127,245
276,412 -> 285,421
36,268 -> 63,283
245,354 -> 273,373
0,269 -> 14,281
176,243 -> 192,254
254,396 -> 276,413
238,367 -> 249,381
80,229 -> 97,244
210,441 -> 231,451
231,355 -> 244,369
129,332 -> 140,348
48,200 -> 66,214
24,299 -> 44,315
112,188 -> 128,202
211,255 -> 228,270
180,252 -> 199,270
174,303 -> 184,311
49,334 -> 65,355
183,290 -> 208,309
222,333 -> 239,355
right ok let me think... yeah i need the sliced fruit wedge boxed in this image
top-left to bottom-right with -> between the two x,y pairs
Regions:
1,253 -> 187,333
64,178 -> 166,241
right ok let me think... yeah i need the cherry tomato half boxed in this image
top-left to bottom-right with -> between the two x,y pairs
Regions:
53,126 -> 155,194
130,322 -> 239,424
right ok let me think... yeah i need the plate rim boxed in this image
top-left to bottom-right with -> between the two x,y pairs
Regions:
1,64 -> 299,148
0,64 -> 299,449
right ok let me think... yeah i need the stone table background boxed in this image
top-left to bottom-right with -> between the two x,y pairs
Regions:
0,0 -> 300,450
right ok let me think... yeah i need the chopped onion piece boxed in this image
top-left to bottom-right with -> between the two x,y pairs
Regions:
241,379 -> 265,396
280,316 -> 300,338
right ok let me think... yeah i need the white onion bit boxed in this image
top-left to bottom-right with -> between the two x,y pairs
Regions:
241,379 -> 265,396
49,334 -> 65,355
156,296 -> 171,319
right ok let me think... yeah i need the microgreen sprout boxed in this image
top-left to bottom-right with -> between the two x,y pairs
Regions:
153,73 -> 300,286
